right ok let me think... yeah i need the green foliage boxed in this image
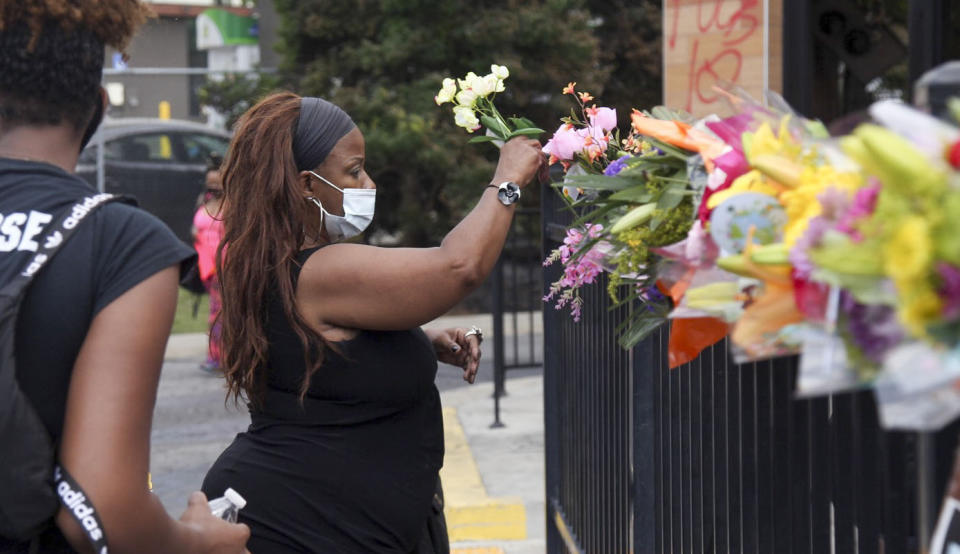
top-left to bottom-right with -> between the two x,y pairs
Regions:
557,133 -> 691,329
585,0 -> 663,116
270,0 -> 661,246
172,288 -> 210,335
198,72 -> 281,129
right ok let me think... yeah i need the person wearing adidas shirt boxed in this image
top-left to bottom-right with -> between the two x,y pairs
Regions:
0,1 -> 249,552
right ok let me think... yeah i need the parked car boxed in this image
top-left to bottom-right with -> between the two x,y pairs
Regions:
76,118 -> 231,244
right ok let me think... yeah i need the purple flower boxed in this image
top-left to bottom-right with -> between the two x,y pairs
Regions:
817,187 -> 851,220
938,262 -> 960,320
635,285 -> 667,312
570,297 -> 584,322
604,154 -> 632,176
789,186 -> 859,280
543,224 -> 608,321
789,215 -> 832,279
841,291 -> 903,363
836,181 -> 880,241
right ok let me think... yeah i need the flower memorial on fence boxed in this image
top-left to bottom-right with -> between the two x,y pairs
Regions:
436,67 -> 960,430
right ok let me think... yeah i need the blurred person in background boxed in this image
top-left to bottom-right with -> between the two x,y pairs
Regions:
192,153 -> 225,373
0,1 -> 249,552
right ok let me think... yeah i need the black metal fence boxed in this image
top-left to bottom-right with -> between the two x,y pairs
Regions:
490,206 -> 543,426
541,187 -> 960,553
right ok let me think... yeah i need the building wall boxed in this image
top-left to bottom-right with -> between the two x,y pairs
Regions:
104,18 -> 194,120
101,2 -> 277,123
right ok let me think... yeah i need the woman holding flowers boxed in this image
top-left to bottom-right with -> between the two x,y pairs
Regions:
201,91 -> 543,552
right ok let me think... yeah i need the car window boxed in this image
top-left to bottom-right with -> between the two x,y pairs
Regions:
177,133 -> 230,165
106,133 -> 177,163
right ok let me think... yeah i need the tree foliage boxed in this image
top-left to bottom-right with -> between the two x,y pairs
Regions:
586,0 -> 662,119
271,0 -> 660,246
198,72 -> 280,129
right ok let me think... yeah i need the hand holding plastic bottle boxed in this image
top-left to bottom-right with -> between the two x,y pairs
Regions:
179,491 -> 250,553
208,488 -> 246,523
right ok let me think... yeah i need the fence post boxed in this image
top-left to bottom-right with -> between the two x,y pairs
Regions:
917,432 -> 938,553
542,188 -> 563,552
782,0 -> 814,115
908,0 -> 946,96
491,258 -> 506,428
632,323 -> 659,553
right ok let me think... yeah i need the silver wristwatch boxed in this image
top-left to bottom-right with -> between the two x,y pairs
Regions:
489,181 -> 521,206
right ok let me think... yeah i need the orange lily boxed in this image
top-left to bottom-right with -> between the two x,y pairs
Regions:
629,110 -> 726,171
656,273 -> 730,369
730,281 -> 805,359
728,227 -> 804,359
668,317 -> 730,369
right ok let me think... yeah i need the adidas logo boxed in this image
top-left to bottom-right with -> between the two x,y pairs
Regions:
55,468 -> 105,546
63,194 -> 112,230
44,231 -> 62,249
20,253 -> 48,278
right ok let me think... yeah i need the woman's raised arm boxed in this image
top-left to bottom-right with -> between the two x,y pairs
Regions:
297,136 -> 544,331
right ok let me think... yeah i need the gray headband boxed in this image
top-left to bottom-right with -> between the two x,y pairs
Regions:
292,97 -> 356,170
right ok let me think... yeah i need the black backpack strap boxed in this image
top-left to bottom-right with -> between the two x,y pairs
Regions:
0,193 -> 126,552
53,466 -> 107,554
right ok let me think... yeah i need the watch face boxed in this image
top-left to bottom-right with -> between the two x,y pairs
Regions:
498,182 -> 520,204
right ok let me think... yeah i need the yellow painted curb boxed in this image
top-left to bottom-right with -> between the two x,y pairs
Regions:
440,407 -> 526,542
440,407 -> 488,506
446,502 -> 527,541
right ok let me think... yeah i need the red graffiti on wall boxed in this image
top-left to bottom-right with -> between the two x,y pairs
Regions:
668,0 -> 760,112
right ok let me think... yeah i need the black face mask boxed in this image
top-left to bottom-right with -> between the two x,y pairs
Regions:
78,95 -> 105,153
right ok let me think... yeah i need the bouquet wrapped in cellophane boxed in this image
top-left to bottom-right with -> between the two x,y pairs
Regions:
533,80 -> 960,431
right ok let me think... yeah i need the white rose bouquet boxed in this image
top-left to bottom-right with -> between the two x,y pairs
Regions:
435,64 -> 544,146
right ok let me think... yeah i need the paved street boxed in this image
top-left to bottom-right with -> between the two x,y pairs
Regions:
151,316 -> 545,553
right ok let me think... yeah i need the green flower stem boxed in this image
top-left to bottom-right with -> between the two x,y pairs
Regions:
476,97 -> 512,139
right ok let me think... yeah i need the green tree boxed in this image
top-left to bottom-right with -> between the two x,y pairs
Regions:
272,0 -> 614,245
198,71 -> 280,129
584,0 -> 662,116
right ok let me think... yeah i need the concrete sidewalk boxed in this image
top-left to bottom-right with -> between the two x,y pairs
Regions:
161,313 -> 545,554
439,375 -> 545,554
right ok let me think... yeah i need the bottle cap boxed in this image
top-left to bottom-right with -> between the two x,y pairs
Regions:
223,487 -> 247,510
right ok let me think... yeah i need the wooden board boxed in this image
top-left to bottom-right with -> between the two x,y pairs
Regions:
663,0 -> 783,117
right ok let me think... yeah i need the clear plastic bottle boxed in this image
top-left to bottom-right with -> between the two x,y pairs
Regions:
207,487 -> 247,523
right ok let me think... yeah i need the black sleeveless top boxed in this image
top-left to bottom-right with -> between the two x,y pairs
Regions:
202,247 -> 444,553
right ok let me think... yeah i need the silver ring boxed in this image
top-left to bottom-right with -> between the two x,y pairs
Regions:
464,325 -> 483,342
